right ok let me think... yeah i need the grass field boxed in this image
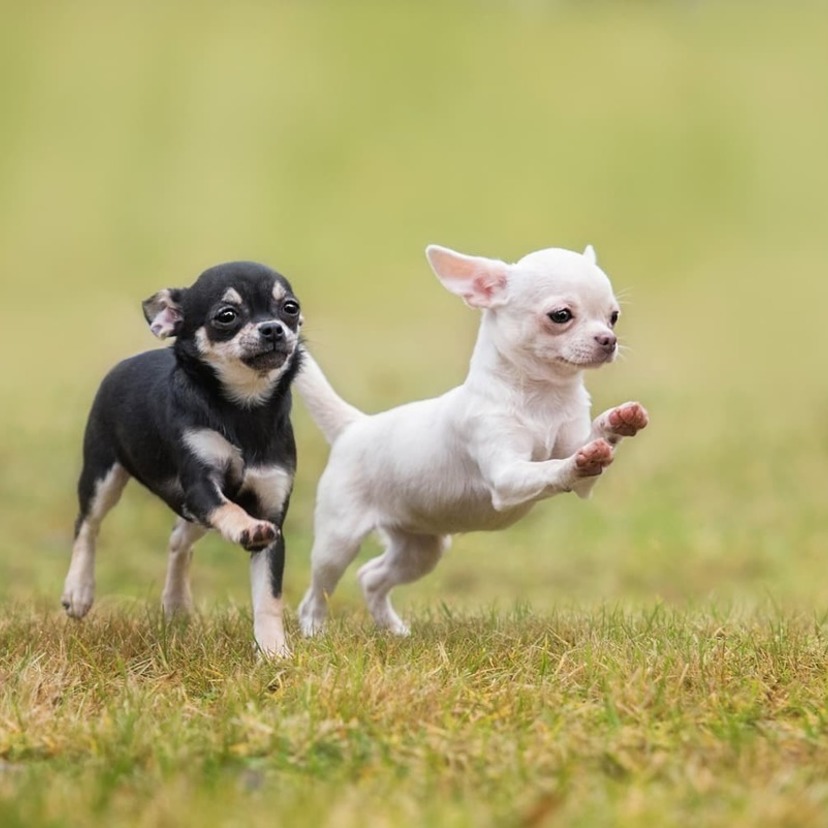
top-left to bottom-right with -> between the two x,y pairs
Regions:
2,2 -> 828,825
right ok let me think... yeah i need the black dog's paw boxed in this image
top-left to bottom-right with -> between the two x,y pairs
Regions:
240,521 -> 279,551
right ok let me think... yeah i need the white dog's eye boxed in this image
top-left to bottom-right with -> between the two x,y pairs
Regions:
548,309 -> 573,324
610,311 -> 619,326
282,300 -> 300,317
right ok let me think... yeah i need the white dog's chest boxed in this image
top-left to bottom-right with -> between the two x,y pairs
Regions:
403,491 -> 534,535
530,426 -> 561,462
394,451 -> 536,535
521,395 -> 588,460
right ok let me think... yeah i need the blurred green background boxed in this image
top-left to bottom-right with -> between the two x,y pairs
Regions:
1,0 -> 827,617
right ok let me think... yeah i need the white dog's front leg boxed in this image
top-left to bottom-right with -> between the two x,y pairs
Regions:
483,440 -> 614,511
555,402 -> 649,499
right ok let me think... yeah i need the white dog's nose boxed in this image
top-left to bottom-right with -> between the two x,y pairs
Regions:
595,333 -> 617,353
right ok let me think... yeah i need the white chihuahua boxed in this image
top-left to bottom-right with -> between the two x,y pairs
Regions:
296,243 -> 648,636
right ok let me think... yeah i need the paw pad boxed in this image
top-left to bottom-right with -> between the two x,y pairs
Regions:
575,439 -> 614,476
607,402 -> 649,437
240,521 -> 279,551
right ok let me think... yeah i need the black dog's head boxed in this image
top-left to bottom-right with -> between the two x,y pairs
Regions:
142,261 -> 303,407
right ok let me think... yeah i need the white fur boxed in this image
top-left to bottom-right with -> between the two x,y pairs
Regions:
194,326 -> 299,408
183,428 -> 243,473
250,550 -> 289,657
161,517 -> 207,616
241,465 -> 293,517
296,243 -> 648,636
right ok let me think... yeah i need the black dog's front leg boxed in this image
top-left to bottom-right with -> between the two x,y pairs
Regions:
250,531 -> 289,657
180,464 -> 278,552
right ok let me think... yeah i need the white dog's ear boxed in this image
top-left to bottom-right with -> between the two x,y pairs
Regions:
583,244 -> 597,266
142,288 -> 185,339
425,245 -> 509,309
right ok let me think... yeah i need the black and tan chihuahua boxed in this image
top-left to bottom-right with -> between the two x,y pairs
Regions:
62,261 -> 303,656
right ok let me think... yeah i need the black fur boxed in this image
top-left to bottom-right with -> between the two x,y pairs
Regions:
72,261 -> 303,600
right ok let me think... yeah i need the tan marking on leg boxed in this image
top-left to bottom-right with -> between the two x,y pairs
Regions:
208,502 -> 278,550
62,465 -> 130,618
62,522 -> 98,618
161,518 -> 207,616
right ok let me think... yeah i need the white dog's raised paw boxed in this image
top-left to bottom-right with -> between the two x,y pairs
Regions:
575,439 -> 614,477
605,402 -> 649,438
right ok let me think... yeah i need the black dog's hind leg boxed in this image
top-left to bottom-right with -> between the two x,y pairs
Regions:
161,517 -> 208,617
62,459 -> 130,618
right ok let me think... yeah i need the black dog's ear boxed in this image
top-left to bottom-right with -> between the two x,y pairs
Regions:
142,288 -> 185,339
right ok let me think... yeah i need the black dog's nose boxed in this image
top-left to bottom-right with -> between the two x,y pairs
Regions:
259,322 -> 285,342
595,333 -> 617,352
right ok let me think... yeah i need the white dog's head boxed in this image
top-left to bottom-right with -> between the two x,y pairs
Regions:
426,243 -> 620,381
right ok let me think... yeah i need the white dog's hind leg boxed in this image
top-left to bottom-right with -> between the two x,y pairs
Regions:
357,531 -> 448,636
161,517 -> 207,617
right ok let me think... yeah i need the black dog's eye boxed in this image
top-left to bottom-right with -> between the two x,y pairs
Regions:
282,300 -> 300,316
610,311 -> 620,326
214,307 -> 238,327
548,309 -> 573,324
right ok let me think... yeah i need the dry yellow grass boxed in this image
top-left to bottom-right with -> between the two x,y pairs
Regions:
2,606 -> 828,827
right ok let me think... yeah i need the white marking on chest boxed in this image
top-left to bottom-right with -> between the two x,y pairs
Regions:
213,358 -> 281,407
241,465 -> 293,516
183,428 -> 243,474
194,327 -> 288,407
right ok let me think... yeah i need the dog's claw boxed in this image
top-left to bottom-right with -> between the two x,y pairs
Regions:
240,521 -> 279,551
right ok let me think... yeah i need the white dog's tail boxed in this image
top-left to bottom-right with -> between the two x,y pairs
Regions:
295,349 -> 365,444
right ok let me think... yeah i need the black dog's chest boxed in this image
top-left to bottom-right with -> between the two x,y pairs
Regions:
223,458 -> 294,518
181,425 -> 294,519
